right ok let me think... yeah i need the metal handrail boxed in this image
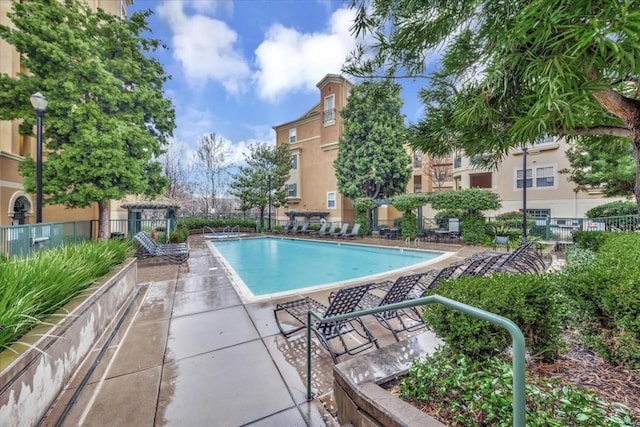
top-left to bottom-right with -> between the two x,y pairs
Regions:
306,294 -> 527,427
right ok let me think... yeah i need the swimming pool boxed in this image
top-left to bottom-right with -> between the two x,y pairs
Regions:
207,237 -> 451,302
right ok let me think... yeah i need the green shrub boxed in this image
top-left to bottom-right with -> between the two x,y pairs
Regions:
572,230 -> 612,251
586,200 -> 637,218
423,273 -> 562,361
0,240 -> 130,350
460,214 -> 487,244
556,233 -> 640,369
178,218 -> 256,230
400,211 -> 418,239
400,349 -> 634,426
169,227 -> 188,243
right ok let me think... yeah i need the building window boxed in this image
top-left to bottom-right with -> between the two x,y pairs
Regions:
413,175 -> 422,193
289,128 -> 296,143
327,191 -> 336,209
534,136 -> 555,146
413,150 -> 422,168
286,183 -> 297,197
526,209 -> 551,218
453,155 -> 462,168
291,154 -> 297,170
324,95 -> 335,123
516,166 -> 555,189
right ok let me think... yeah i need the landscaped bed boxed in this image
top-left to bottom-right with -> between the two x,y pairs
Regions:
389,231 -> 639,426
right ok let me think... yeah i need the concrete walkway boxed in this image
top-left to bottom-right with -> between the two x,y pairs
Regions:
40,235 -> 484,426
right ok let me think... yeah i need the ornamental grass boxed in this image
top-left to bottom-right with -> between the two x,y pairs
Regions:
0,239 -> 130,351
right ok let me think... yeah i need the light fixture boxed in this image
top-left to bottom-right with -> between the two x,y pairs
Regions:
30,92 -> 48,223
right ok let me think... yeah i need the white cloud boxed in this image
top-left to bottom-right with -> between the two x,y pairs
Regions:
158,1 -> 250,94
186,0 -> 233,15
253,7 -> 358,103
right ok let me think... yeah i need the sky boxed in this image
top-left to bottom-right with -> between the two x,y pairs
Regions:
128,0 -> 429,164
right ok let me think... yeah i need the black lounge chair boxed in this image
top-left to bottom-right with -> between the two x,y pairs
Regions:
340,223 -> 361,239
134,231 -> 189,264
308,222 -> 327,236
357,274 -> 426,341
330,223 -> 349,238
418,263 -> 462,291
274,283 -> 378,363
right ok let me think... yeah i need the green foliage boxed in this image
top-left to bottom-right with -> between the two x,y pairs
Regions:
399,211 -> 417,239
345,0 -> 640,209
334,80 -> 411,200
554,233 -> 640,368
353,197 -> 374,234
169,227 -> 189,243
562,138 -> 636,198
434,209 -> 463,229
0,0 -> 174,237
390,193 -> 428,212
423,273 -> 563,361
585,201 -> 638,218
572,231 -> 612,251
460,214 -> 487,244
486,223 -> 521,240
177,218 -> 255,230
429,189 -> 501,215
399,349 -> 635,426
229,142 -> 291,229
0,239 -> 130,350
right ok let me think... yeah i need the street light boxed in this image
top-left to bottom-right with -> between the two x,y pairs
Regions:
30,92 -> 48,223
521,146 -> 528,243
267,173 -> 272,232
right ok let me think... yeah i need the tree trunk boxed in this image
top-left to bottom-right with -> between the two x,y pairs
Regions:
633,131 -> 640,216
98,200 -> 109,240
259,206 -> 265,231
367,207 -> 374,234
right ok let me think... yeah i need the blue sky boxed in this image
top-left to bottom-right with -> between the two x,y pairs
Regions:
130,0 -> 428,163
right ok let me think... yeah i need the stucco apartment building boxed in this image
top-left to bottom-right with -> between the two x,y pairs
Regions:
274,74 -> 622,229
0,0 -> 132,227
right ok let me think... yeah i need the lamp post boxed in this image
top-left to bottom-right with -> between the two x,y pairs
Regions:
30,92 -> 48,223
522,147 -> 528,243
267,173 -> 272,232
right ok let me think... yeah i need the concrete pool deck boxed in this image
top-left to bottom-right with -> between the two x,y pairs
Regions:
40,234 -> 489,426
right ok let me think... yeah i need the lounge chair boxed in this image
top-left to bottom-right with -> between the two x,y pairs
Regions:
418,263 -> 462,292
308,222 -> 327,236
292,222 -> 310,234
284,222 -> 299,234
134,231 -> 189,264
275,221 -> 293,234
316,222 -> 337,237
340,223 -> 361,239
329,223 -> 349,238
357,273 -> 426,341
274,283 -> 378,363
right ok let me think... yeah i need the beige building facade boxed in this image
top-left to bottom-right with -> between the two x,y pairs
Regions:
422,137 -> 627,220
0,0 -> 132,226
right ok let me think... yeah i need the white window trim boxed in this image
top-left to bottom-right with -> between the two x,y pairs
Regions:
324,95 -> 335,126
514,164 -> 557,190
327,191 -> 336,209
289,128 -> 296,143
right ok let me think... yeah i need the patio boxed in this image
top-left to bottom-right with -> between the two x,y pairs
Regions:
39,234 -> 486,426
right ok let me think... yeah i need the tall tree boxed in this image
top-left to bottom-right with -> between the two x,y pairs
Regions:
0,0 -> 174,238
346,0 -> 640,212
162,141 -> 191,201
561,137 -> 636,197
194,133 -> 234,214
229,142 -> 291,229
334,80 -> 411,227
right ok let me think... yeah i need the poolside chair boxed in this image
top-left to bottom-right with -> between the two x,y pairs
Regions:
292,222 -> 310,234
340,223 -> 361,239
284,222 -> 299,235
329,223 -> 349,238
316,222 -> 337,237
418,263 -> 462,291
134,231 -> 189,264
356,274 -> 426,341
308,222 -> 327,236
275,221 -> 293,234
274,283 -> 379,363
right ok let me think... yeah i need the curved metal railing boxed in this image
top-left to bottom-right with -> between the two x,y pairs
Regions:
305,295 -> 527,427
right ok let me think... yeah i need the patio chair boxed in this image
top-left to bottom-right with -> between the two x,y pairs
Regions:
329,223 -> 349,238
274,283 -> 378,363
419,263 -> 462,291
340,223 -> 361,239
134,231 -> 189,264
493,235 -> 510,251
315,222 -> 337,237
292,222 -> 310,234
308,222 -> 327,236
356,274 -> 426,341
275,221 -> 293,234
458,254 -> 504,278
284,222 -> 299,234
448,218 -> 460,239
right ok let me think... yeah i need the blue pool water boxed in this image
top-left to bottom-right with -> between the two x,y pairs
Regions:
209,237 -> 447,300
204,232 -> 247,239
